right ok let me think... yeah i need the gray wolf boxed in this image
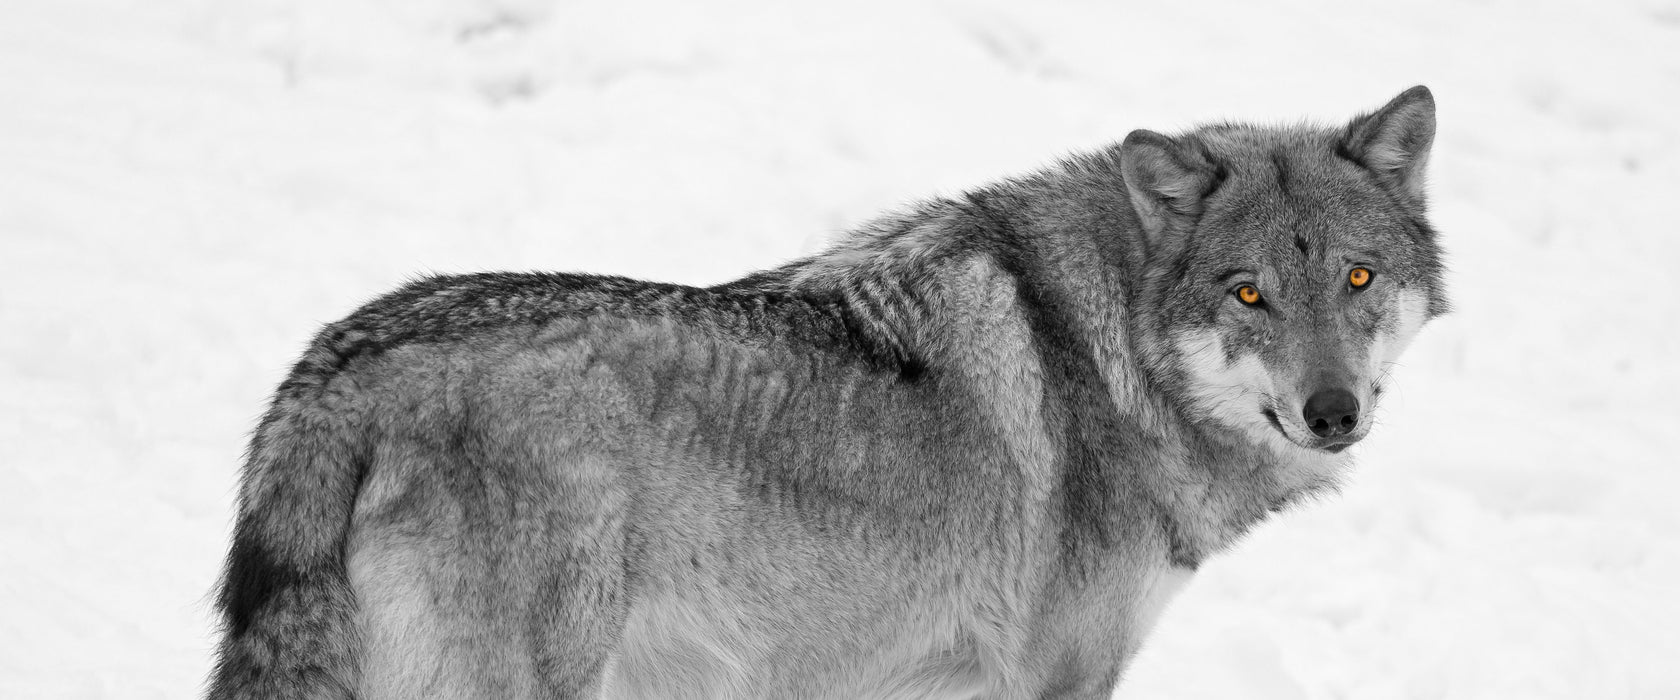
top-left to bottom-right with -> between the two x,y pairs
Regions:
207,86 -> 1446,699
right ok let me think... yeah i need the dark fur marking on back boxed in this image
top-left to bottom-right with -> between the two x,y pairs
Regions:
296,271 -> 928,386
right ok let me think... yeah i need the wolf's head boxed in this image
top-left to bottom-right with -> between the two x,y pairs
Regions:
1123,87 -> 1447,455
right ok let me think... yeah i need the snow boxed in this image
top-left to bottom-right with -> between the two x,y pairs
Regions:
2,0 -> 1677,697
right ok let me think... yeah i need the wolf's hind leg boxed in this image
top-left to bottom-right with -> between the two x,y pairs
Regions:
350,430 -> 633,698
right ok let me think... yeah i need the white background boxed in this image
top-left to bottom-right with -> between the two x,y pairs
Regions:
3,0 -> 1677,697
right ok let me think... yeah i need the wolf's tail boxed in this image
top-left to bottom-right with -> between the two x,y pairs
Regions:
207,332 -> 370,700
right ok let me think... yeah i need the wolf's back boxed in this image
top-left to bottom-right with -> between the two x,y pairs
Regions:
208,326 -> 373,700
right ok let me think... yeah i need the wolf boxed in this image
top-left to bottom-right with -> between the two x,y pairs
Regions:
207,86 -> 1446,699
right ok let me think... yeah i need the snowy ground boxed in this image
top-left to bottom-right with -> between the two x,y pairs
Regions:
3,0 -> 1678,697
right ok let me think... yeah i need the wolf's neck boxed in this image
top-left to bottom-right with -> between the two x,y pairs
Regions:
977,218 -> 1319,566
778,186 -> 1325,566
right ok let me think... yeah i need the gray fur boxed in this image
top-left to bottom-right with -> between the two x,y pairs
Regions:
208,87 -> 1446,699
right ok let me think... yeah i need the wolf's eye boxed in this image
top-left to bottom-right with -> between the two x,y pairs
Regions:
1235,285 -> 1262,305
1349,267 -> 1373,288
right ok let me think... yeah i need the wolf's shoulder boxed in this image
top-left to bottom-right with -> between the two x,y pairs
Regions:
279,270 -> 920,393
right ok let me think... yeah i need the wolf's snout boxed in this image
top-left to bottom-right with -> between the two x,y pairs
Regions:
1303,389 -> 1360,438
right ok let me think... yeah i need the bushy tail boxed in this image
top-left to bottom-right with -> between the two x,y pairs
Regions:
208,341 -> 369,700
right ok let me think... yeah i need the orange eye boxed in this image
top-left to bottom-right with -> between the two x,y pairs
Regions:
1349,267 -> 1373,288
1236,285 -> 1262,305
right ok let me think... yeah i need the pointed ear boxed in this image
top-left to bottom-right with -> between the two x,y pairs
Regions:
1120,129 -> 1222,248
1341,85 -> 1436,206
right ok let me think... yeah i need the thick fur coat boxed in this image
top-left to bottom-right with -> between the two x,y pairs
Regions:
208,87 -> 1445,699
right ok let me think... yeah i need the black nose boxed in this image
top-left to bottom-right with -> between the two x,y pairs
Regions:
1303,389 -> 1360,437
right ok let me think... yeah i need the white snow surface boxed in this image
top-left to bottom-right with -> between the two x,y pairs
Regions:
3,0 -> 1678,697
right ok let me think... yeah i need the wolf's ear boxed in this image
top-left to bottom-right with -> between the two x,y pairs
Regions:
1120,130 -> 1223,248
1341,86 -> 1436,206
